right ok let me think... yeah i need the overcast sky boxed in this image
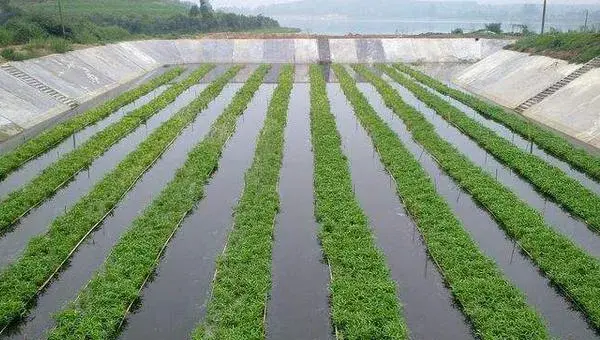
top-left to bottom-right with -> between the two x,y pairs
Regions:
211,0 -> 600,8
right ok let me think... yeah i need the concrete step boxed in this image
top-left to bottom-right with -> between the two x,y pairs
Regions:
514,57 -> 600,112
1,64 -> 78,109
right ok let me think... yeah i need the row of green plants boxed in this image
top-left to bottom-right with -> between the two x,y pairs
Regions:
0,67 -> 183,180
355,65 -> 600,331
196,65 -> 294,339
307,64 -> 408,339
393,63 -> 600,184
382,65 -> 600,232
0,65 -> 243,330
47,65 -> 270,339
0,65 -> 214,233
334,65 -> 547,339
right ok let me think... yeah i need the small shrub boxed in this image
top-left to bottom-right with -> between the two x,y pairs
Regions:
0,27 -> 13,46
484,22 -> 502,34
1,47 -> 27,60
24,37 -> 46,50
95,25 -> 129,42
4,18 -> 46,43
451,28 -> 464,34
49,37 -> 71,53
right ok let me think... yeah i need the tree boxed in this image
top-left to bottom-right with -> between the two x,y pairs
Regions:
189,4 -> 200,17
200,0 -> 213,20
0,0 -> 10,12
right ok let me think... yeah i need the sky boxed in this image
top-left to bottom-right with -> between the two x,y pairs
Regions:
211,0 -> 600,8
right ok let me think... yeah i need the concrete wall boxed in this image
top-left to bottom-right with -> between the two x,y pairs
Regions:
524,68 -> 600,148
455,50 -> 580,108
454,49 -> 600,149
0,37 -> 510,142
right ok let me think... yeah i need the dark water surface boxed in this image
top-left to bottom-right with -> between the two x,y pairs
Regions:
118,85 -> 275,340
0,85 -> 169,200
0,81 -> 217,271
328,83 -> 475,340
357,82 -> 599,339
384,75 -> 600,259
1,83 -> 241,340
267,84 -> 332,340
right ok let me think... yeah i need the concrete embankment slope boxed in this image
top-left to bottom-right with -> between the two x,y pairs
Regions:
0,37 -> 509,143
455,50 -> 600,149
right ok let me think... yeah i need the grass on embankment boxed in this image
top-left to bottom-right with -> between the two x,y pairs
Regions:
308,64 -> 408,339
334,64 -> 547,339
0,65 -> 243,330
506,32 -> 600,64
194,65 -> 293,340
47,65 -> 270,339
0,65 -> 214,233
384,64 -> 600,233
355,64 -> 600,331
0,67 -> 183,180
393,63 -> 600,184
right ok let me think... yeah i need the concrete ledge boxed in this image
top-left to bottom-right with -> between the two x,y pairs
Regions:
454,49 -> 600,150
0,37 -> 510,144
455,50 -> 580,108
523,68 -> 600,149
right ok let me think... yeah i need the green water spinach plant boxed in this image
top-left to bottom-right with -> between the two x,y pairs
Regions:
195,64 -> 294,340
46,65 -> 270,340
307,64 -> 408,339
0,67 -> 184,180
333,64 -> 548,339
393,63 -> 600,184
381,64 -> 600,232
0,65 -> 214,233
355,64 -> 600,331
0,65 -> 244,331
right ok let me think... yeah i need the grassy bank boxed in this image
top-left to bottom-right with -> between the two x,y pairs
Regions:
0,65 -> 241,330
196,65 -> 293,339
0,0 -> 282,61
506,32 -> 600,63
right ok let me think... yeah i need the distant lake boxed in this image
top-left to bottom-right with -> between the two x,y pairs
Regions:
273,15 -> 589,34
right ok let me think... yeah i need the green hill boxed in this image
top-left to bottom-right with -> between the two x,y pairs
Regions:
12,0 -> 188,17
0,0 -> 282,61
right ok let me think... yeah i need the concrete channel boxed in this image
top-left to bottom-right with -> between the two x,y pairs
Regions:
1,35 -> 599,339
1,82 -> 243,339
118,85 -> 274,340
357,82 -> 599,339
